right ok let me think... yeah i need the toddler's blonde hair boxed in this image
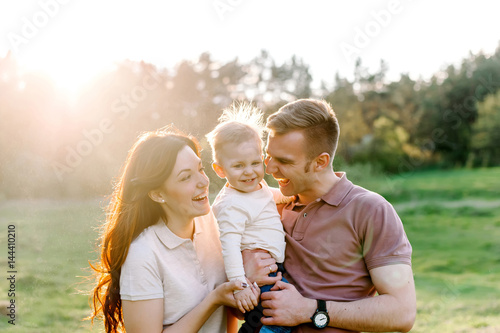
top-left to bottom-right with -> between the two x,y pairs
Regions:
206,102 -> 264,163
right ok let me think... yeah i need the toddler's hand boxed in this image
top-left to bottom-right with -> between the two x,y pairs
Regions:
234,283 -> 259,313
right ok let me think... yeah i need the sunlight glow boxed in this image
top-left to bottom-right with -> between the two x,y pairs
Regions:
18,50 -> 113,99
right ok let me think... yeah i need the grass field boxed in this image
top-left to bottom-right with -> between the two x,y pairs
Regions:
0,167 -> 499,332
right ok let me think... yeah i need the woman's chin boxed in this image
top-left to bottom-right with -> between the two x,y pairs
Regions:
192,197 -> 210,215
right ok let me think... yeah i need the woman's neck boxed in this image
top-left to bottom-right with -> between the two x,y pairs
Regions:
164,217 -> 195,240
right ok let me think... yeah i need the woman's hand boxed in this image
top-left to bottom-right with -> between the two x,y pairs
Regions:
211,280 -> 259,308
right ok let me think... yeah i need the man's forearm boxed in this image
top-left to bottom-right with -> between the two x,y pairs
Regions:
261,265 -> 416,332
325,293 -> 415,332
289,294 -> 414,332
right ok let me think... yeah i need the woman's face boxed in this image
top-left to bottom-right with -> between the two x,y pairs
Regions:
159,145 -> 210,222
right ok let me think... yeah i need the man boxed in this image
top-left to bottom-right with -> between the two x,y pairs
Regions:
243,99 -> 416,332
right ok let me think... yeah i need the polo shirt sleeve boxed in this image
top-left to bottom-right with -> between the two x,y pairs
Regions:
213,200 -> 249,283
360,194 -> 412,271
120,238 -> 164,301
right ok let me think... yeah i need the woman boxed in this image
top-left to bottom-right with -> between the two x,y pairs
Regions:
89,126 -> 259,333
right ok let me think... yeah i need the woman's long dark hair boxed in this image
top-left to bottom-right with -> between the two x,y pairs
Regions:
88,127 -> 199,332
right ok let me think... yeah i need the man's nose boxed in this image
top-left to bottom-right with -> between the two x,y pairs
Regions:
264,157 -> 276,175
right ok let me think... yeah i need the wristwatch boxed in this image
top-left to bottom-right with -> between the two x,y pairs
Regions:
310,299 -> 330,329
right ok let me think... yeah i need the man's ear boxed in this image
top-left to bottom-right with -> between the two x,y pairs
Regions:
313,153 -> 331,172
148,189 -> 165,203
212,163 -> 226,179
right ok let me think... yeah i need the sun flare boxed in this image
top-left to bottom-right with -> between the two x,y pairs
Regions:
19,51 -> 112,99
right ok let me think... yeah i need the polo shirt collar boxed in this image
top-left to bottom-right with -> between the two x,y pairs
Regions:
152,218 -> 203,249
320,172 -> 353,206
287,172 -> 353,209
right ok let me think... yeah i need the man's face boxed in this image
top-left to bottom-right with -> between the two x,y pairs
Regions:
264,130 -> 312,197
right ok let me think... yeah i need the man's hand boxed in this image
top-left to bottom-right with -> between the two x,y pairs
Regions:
260,281 -> 316,327
242,249 -> 281,286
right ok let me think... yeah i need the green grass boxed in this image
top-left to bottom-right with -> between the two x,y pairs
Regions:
0,200 -> 104,332
402,205 -> 500,331
1,167 -> 500,332
352,166 -> 500,203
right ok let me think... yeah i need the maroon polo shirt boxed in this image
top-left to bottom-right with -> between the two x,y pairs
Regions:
280,172 -> 412,333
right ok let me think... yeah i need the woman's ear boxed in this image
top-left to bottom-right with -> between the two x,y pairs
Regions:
313,153 -> 331,172
148,190 -> 165,203
212,163 -> 226,179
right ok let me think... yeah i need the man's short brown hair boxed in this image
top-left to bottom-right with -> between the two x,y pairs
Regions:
266,99 -> 340,164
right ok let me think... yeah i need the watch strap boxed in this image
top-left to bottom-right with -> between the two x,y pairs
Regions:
317,299 -> 327,312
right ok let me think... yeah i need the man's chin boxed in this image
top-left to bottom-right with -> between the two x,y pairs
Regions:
278,184 -> 294,196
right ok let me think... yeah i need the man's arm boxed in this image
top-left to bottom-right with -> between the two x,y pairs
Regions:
242,249 -> 282,286
260,264 -> 416,332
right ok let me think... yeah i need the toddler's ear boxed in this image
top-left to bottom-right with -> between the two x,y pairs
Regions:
212,163 -> 226,179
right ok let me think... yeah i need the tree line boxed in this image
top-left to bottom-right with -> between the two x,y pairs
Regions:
0,46 -> 499,199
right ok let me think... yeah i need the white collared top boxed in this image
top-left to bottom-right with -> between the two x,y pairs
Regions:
120,211 -> 227,332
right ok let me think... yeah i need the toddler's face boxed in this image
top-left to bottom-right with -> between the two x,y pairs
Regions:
216,139 -> 264,193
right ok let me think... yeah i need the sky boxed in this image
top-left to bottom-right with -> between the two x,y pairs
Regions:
0,0 -> 499,94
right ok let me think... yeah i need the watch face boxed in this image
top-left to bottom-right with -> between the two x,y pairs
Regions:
314,312 -> 328,328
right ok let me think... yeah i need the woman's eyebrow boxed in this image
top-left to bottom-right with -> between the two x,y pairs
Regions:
177,168 -> 191,176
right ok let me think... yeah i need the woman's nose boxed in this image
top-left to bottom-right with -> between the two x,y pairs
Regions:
198,172 -> 209,187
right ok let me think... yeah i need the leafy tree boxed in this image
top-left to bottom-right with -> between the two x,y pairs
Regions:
417,46 -> 500,167
470,90 -> 500,166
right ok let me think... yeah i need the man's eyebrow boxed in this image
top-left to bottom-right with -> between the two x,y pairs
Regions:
277,157 -> 293,164
267,154 -> 293,164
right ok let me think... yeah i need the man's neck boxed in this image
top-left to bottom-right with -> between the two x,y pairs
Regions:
297,171 -> 341,205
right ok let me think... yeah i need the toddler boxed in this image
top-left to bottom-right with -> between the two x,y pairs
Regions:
207,103 -> 292,333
